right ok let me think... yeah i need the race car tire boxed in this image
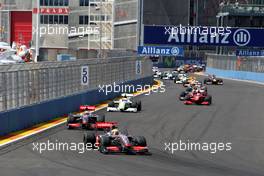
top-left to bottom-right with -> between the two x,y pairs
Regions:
134,136 -> 147,147
185,94 -> 191,101
83,132 -> 96,145
100,136 -> 111,147
97,114 -> 105,122
67,114 -> 75,124
137,101 -> 142,111
108,102 -> 115,107
179,92 -> 186,101
131,102 -> 137,108
204,78 -> 209,84
217,79 -> 223,85
204,95 -> 212,105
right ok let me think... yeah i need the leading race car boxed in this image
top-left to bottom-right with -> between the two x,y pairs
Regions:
107,94 -> 142,113
179,84 -> 207,101
83,127 -> 149,155
183,90 -> 212,105
67,105 -> 117,130
204,75 -> 223,85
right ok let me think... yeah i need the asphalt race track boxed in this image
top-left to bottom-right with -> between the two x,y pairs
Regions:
1,76 -> 264,176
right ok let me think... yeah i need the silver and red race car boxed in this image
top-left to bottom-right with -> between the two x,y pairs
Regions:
66,105 -> 117,130
183,91 -> 212,105
83,129 -> 149,155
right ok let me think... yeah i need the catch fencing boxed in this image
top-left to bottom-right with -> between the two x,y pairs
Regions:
0,57 -> 152,112
206,54 -> 264,73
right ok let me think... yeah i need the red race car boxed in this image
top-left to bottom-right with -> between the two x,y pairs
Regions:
184,91 -> 212,105
83,128 -> 150,155
66,105 -> 117,130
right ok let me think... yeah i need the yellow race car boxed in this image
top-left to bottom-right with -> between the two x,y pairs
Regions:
183,76 -> 197,87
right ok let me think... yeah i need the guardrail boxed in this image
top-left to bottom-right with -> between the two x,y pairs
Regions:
0,57 -> 152,112
0,56 -> 153,136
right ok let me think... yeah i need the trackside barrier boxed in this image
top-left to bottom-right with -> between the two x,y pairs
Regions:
0,76 -> 153,136
0,57 -> 152,112
206,67 -> 264,83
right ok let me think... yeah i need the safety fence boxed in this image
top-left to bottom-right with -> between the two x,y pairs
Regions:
0,57 -> 152,112
206,54 -> 264,73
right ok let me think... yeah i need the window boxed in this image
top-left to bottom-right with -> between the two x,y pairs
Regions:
49,0 -> 54,6
54,15 -> 59,24
59,15 -> 64,24
49,15 -> 54,24
90,15 -> 94,21
79,16 -> 84,24
64,15 -> 68,24
40,0 -> 69,6
59,0 -> 64,6
54,0 -> 59,6
44,0 -> 49,6
80,0 -> 89,6
40,15 -> 44,24
85,16 -> 89,24
44,15 -> 49,24
79,15 -> 89,25
40,15 -> 68,24
64,0 -> 69,6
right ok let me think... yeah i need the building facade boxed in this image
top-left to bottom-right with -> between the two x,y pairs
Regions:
0,0 -> 114,61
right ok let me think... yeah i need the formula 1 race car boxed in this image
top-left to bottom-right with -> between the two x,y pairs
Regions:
179,85 -> 207,101
67,105 -> 117,130
174,73 -> 188,84
179,87 -> 193,101
107,94 -> 142,113
170,71 -> 179,80
153,70 -> 162,78
191,64 -> 205,72
83,129 -> 149,155
160,71 -> 173,80
174,66 -> 187,74
204,75 -> 223,85
183,91 -> 212,105
182,76 -> 197,87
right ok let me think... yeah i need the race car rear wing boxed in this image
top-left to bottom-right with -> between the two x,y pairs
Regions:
92,122 -> 118,129
79,105 -> 96,112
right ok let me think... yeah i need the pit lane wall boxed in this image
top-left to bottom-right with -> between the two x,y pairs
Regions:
0,57 -> 153,136
206,54 -> 264,83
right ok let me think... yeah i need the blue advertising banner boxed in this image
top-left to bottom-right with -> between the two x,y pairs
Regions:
137,46 -> 184,56
153,57 -> 205,68
144,25 -> 264,47
236,49 -> 264,57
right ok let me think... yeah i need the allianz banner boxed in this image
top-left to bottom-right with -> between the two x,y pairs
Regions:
144,25 -> 264,47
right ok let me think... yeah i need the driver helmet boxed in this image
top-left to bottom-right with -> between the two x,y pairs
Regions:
111,128 -> 119,136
